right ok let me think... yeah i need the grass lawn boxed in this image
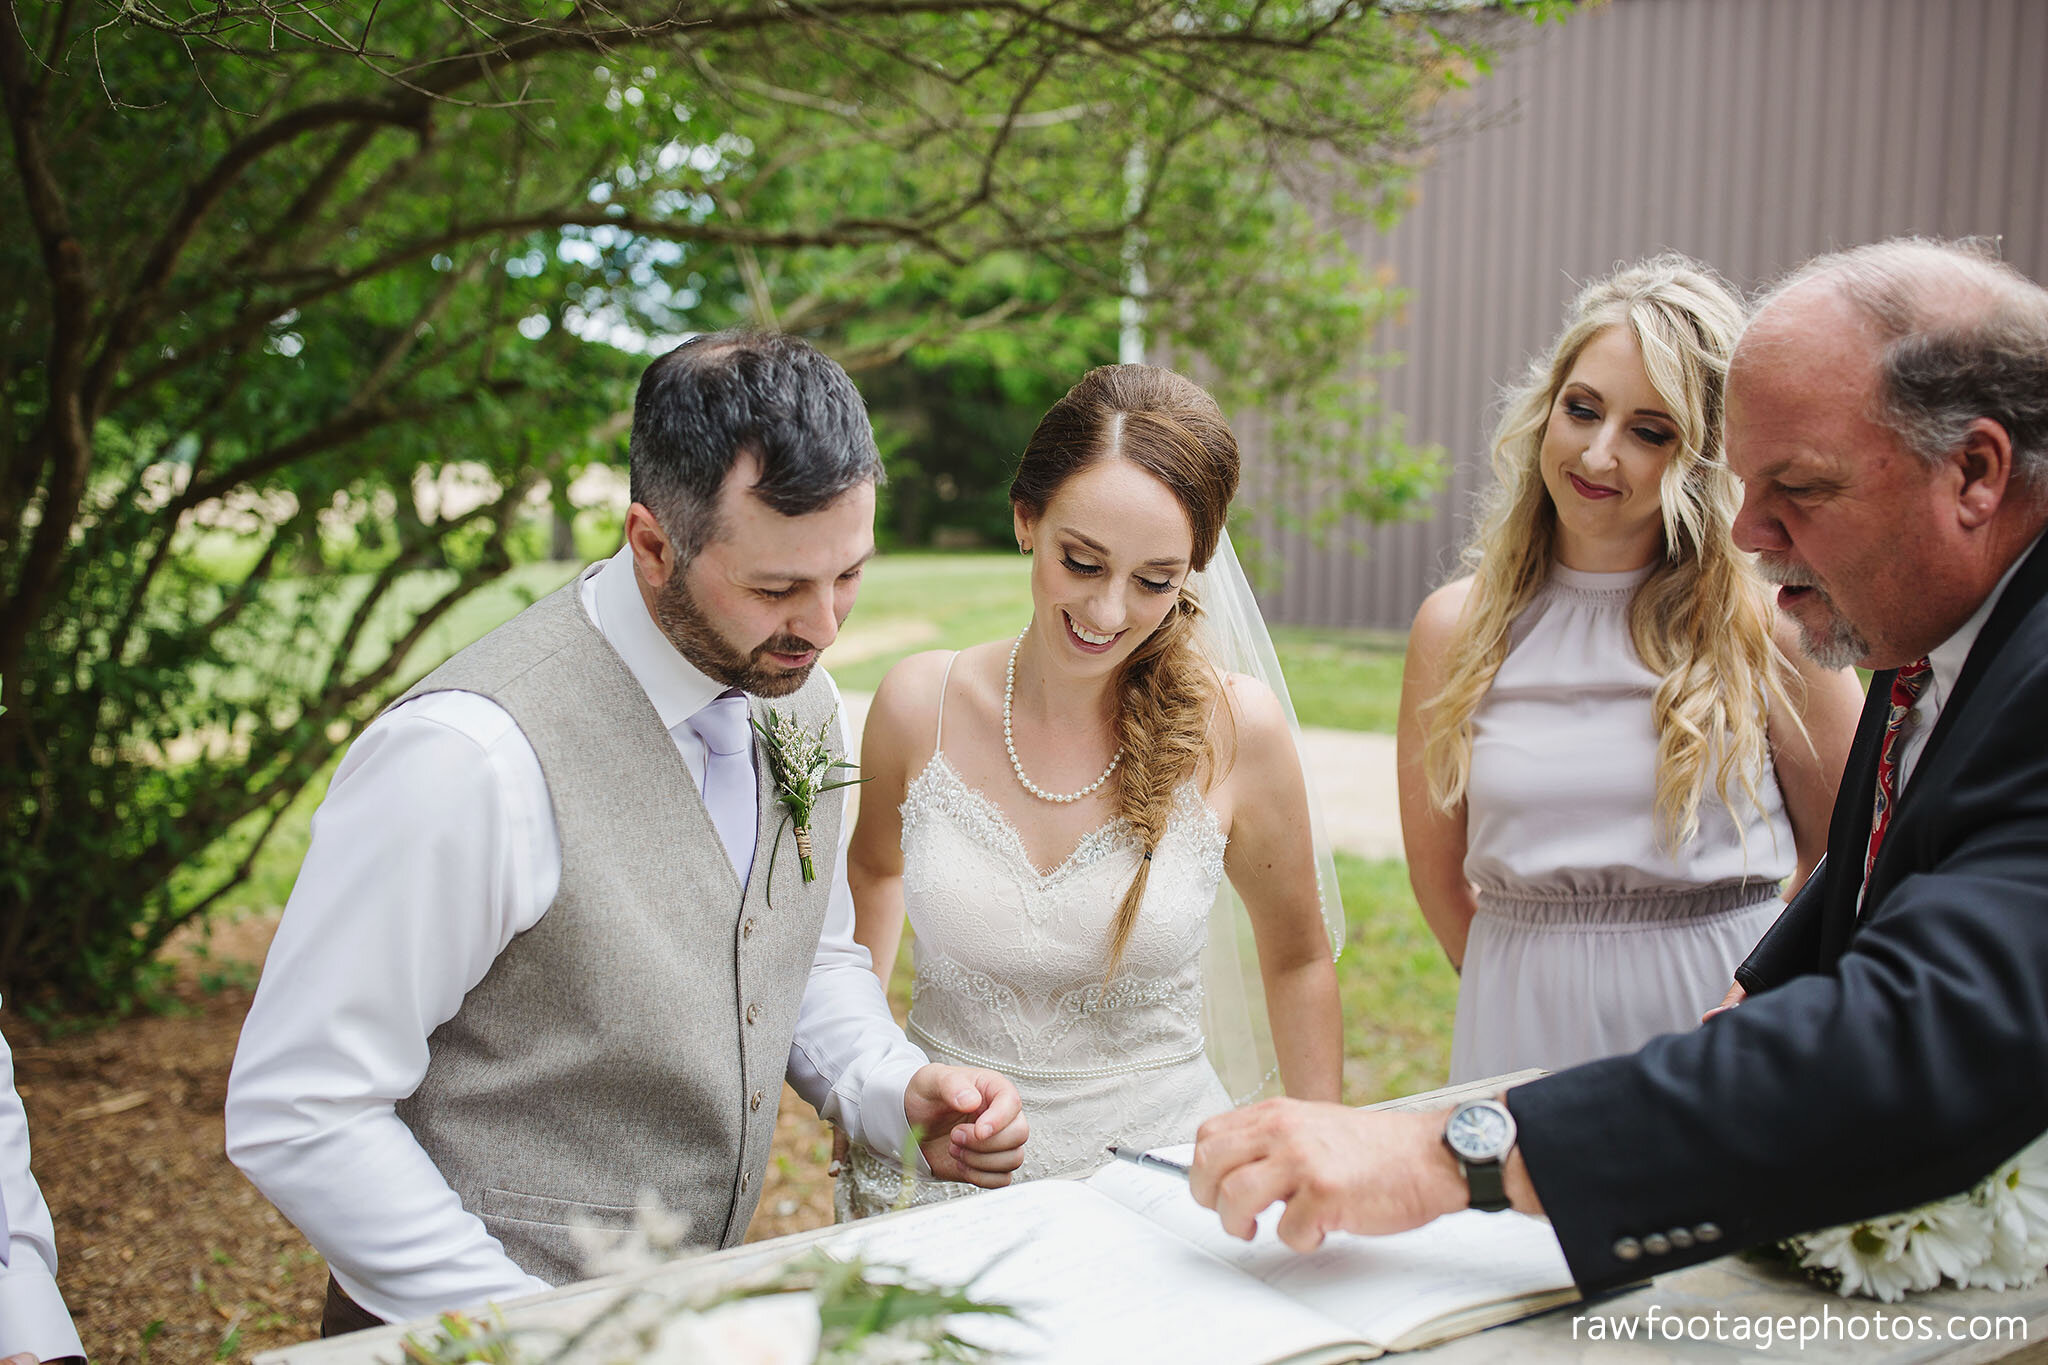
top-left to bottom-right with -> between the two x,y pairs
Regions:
1333,853 -> 1456,1102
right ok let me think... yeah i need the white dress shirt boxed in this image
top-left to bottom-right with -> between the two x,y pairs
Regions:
1,1008 -> 85,1361
1895,536 -> 2040,794
226,548 -> 926,1326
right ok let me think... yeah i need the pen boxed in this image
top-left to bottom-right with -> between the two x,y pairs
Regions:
1106,1145 -> 1192,1181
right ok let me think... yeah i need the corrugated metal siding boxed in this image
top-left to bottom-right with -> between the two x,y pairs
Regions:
1249,0 -> 2048,628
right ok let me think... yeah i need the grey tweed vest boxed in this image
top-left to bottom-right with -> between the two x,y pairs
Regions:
388,574 -> 845,1283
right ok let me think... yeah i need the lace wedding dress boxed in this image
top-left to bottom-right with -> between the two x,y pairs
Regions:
835,670 -> 1233,1219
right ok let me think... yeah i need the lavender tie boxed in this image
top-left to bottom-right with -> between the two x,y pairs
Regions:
687,690 -> 757,886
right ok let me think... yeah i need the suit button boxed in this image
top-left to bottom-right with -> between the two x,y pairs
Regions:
746,1002 -> 761,1024
743,918 -> 756,940
741,1170 -> 751,1193
750,1089 -> 764,1112
1612,1237 -> 1643,1262
1642,1233 -> 1672,1256
1696,1222 -> 1723,1244
1668,1227 -> 1695,1250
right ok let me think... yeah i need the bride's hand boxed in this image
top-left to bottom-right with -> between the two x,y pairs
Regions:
904,1064 -> 1029,1188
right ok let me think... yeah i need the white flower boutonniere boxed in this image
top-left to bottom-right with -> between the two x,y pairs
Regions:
754,707 -> 867,900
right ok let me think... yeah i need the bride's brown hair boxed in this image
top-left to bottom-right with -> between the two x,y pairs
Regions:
1010,364 -> 1239,976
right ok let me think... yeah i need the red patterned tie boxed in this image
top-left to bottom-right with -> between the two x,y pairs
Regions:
1864,657 -> 1932,884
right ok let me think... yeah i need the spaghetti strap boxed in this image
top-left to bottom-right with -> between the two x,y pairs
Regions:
934,652 -> 960,753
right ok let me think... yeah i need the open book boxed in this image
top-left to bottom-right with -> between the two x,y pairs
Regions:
826,1143 -> 1578,1365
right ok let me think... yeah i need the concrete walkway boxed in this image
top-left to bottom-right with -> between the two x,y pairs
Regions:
840,693 -> 1404,861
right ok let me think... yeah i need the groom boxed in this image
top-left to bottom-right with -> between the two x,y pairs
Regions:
226,332 -> 1028,1333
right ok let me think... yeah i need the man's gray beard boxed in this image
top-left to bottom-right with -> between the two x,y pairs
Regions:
653,568 -> 816,698
1787,612 -> 1870,670
1756,559 -> 1871,669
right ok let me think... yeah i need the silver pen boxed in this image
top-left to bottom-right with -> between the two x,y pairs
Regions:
1106,1145 -> 1192,1181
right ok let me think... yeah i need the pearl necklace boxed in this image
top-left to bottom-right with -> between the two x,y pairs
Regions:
1004,624 -> 1123,804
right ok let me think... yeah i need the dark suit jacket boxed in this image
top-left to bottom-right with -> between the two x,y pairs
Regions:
1506,533 -> 2048,1291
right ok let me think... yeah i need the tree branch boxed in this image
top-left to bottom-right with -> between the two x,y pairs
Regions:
82,95 -> 433,420
0,9 -> 96,707
168,377 -> 525,514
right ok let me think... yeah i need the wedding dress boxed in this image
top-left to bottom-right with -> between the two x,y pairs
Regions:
834,659 -> 1233,1218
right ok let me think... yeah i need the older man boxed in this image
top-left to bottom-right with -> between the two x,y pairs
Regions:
1191,238 -> 2048,1290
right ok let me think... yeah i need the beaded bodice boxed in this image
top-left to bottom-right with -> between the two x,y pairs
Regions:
898,754 -> 1228,1084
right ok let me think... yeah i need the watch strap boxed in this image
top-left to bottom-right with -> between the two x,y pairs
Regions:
1461,1157 -> 1509,1213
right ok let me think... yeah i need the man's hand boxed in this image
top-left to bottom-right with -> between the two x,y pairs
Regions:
1702,980 -> 1746,1023
1190,1099 -> 1467,1253
5,1353 -> 39,1365
904,1064 -> 1028,1188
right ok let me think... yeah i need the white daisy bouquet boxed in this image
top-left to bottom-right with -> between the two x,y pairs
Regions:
1783,1130 -> 2048,1302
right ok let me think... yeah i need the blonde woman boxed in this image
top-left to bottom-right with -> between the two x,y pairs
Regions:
1397,256 -> 1864,1084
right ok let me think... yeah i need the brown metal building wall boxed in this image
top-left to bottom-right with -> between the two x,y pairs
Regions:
1248,0 -> 2048,629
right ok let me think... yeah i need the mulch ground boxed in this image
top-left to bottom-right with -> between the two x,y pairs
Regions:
12,914 -> 841,1364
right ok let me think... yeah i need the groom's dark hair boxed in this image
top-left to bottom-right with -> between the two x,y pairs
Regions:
628,331 -> 883,561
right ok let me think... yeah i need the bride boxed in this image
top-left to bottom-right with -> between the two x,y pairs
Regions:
836,364 -> 1343,1216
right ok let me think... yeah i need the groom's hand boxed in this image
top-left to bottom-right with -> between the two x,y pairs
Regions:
904,1064 -> 1028,1188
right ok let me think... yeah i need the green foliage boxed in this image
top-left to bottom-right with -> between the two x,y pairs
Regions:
1,2 -> 1561,1011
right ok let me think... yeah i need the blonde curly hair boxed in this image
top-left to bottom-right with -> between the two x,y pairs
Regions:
1421,254 -> 1802,850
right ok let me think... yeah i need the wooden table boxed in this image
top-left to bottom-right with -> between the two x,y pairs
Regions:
258,1075 -> 2048,1364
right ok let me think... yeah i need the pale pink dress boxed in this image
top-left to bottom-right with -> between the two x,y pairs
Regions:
1449,562 -> 1794,1083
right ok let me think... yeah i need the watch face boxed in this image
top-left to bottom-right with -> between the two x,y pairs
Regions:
1446,1102 -> 1513,1161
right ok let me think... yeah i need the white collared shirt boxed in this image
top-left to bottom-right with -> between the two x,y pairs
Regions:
1,1008 -> 85,1361
225,548 -> 926,1327
1894,536 -> 2041,794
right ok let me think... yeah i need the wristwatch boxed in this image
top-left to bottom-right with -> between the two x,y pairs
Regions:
1443,1098 -> 1517,1213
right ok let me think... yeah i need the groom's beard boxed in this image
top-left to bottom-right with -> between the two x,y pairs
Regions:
654,569 -> 819,698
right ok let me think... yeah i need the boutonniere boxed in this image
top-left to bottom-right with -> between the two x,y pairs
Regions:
754,707 -> 867,900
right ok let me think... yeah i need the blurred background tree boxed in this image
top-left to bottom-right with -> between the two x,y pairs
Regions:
0,0 -> 1554,1012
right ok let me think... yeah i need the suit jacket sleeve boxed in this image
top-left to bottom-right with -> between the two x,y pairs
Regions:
1733,856 -> 1827,995
1507,644 -> 2048,1292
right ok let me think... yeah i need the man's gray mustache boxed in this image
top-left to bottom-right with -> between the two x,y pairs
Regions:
1754,558 -> 1825,591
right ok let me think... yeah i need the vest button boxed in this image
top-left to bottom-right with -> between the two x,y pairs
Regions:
750,1089 -> 764,1112
743,918 -> 755,939
741,1170 -> 751,1193
746,1001 -> 761,1024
